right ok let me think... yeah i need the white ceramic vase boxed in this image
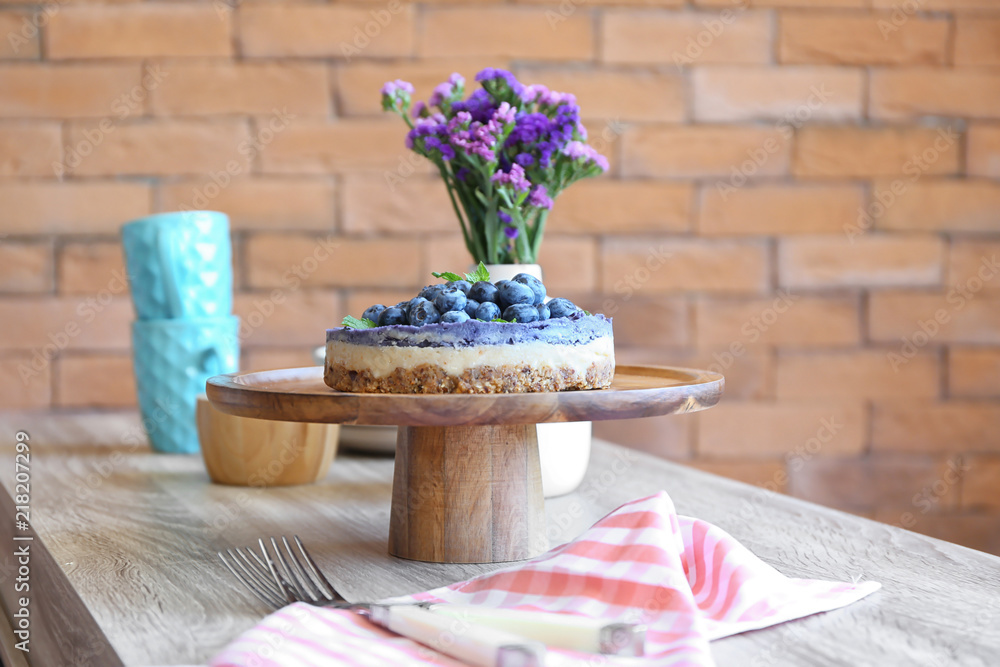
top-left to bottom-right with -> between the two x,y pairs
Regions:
483,263 -> 593,498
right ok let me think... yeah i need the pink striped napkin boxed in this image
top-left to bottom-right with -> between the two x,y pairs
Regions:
211,492 -> 880,667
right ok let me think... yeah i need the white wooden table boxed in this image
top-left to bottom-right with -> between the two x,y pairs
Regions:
1,438 -> 998,666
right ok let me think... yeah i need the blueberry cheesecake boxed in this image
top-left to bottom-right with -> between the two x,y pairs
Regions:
325,265 -> 614,394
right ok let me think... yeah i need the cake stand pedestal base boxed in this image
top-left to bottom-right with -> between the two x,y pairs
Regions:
388,424 -> 547,564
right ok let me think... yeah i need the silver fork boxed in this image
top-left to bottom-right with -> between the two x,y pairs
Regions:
219,537 -> 644,659
220,536 -> 545,667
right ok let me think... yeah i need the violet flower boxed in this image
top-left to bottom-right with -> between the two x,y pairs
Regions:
528,185 -> 553,210
381,79 -> 414,96
491,164 -> 531,192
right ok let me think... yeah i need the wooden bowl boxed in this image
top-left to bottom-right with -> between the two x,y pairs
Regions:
196,395 -> 338,487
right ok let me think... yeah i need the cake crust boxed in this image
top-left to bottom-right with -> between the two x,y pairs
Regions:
325,359 -> 614,394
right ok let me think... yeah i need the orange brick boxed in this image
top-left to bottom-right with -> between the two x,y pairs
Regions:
594,413 -> 693,460
699,184 -> 865,235
622,125 -> 791,178
0,241 -> 52,293
419,8 -> 593,60
420,235 -> 476,282
779,13 -> 947,65
158,177 -> 335,231
55,353 -> 135,408
788,454 -> 960,512
601,10 -> 771,66
58,242 -> 129,296
47,5 -> 232,59
578,296 -> 689,347
537,237 -> 599,293
873,402 -> 1000,453
0,297 -> 132,351
699,0 -> 865,6
547,180 -> 692,235
696,294 -> 861,347
514,67 -> 684,122
967,124 -> 1000,178
240,4 -> 415,58
601,238 -> 768,294
243,347 -> 319,373
64,119 -> 251,177
151,62 -> 329,116
949,348 -> 1000,398
0,12 -> 39,59
0,355 -> 51,409
519,0 -> 683,5
235,289 -> 345,348
345,289 -> 417,320
688,459 -> 787,491
876,180 -> 1000,233
613,346 -> 772,400
693,66 -> 864,122
341,175 -> 455,234
260,119 -> 406,174
336,59 -> 503,116
949,240 -> 1000,293
955,18 -> 1000,66
870,69 -> 1000,120
0,123 -> 62,176
872,0 -> 1000,10
698,401 -> 866,458
869,291 -> 1000,345
778,235 -> 943,289
0,181 -> 151,234
0,64 -> 140,118
777,350 -> 939,400
245,234 -> 422,289
794,126 -> 960,178
963,456 -> 1000,511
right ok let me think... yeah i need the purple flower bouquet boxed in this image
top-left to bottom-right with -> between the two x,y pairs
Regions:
381,68 -> 609,265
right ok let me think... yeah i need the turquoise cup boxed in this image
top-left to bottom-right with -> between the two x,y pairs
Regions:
122,211 -> 233,321
132,316 -> 240,454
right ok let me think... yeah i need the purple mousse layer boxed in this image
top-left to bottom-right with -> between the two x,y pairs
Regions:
327,312 -> 612,349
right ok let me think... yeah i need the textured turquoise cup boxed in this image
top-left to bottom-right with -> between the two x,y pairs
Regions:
122,211 -> 233,320
132,316 -> 240,454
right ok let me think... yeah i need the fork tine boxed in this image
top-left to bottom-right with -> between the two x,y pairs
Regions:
270,537 -> 321,603
280,537 -> 336,603
218,551 -> 284,609
259,538 -> 301,605
290,536 -> 345,602
230,548 -> 284,598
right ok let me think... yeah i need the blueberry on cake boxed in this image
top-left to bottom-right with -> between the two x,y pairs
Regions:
325,266 -> 614,394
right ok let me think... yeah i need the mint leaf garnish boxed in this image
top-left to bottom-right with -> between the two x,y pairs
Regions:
490,317 -> 513,323
431,271 -> 464,282
342,316 -> 377,329
465,262 -> 491,283
431,262 -> 492,284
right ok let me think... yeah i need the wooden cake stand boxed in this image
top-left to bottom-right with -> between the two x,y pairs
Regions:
206,365 -> 723,564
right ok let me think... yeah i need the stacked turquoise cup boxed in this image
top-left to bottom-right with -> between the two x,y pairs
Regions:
122,211 -> 239,454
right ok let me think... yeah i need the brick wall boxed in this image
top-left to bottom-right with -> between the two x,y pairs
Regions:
1,1 -> 999,553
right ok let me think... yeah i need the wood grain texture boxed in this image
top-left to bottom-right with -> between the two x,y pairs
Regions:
196,397 -> 339,486
205,365 -> 724,426
0,440 -> 998,666
389,425 -> 546,563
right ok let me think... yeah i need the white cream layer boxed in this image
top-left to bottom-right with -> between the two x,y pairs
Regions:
327,337 -> 614,379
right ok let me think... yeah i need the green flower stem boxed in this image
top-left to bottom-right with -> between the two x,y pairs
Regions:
529,208 -> 549,262
438,163 -> 476,258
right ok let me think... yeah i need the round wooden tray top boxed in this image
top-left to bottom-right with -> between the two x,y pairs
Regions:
206,364 -> 723,564
205,364 -> 724,426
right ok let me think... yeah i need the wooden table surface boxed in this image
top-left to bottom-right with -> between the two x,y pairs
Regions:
1,438 -> 999,666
